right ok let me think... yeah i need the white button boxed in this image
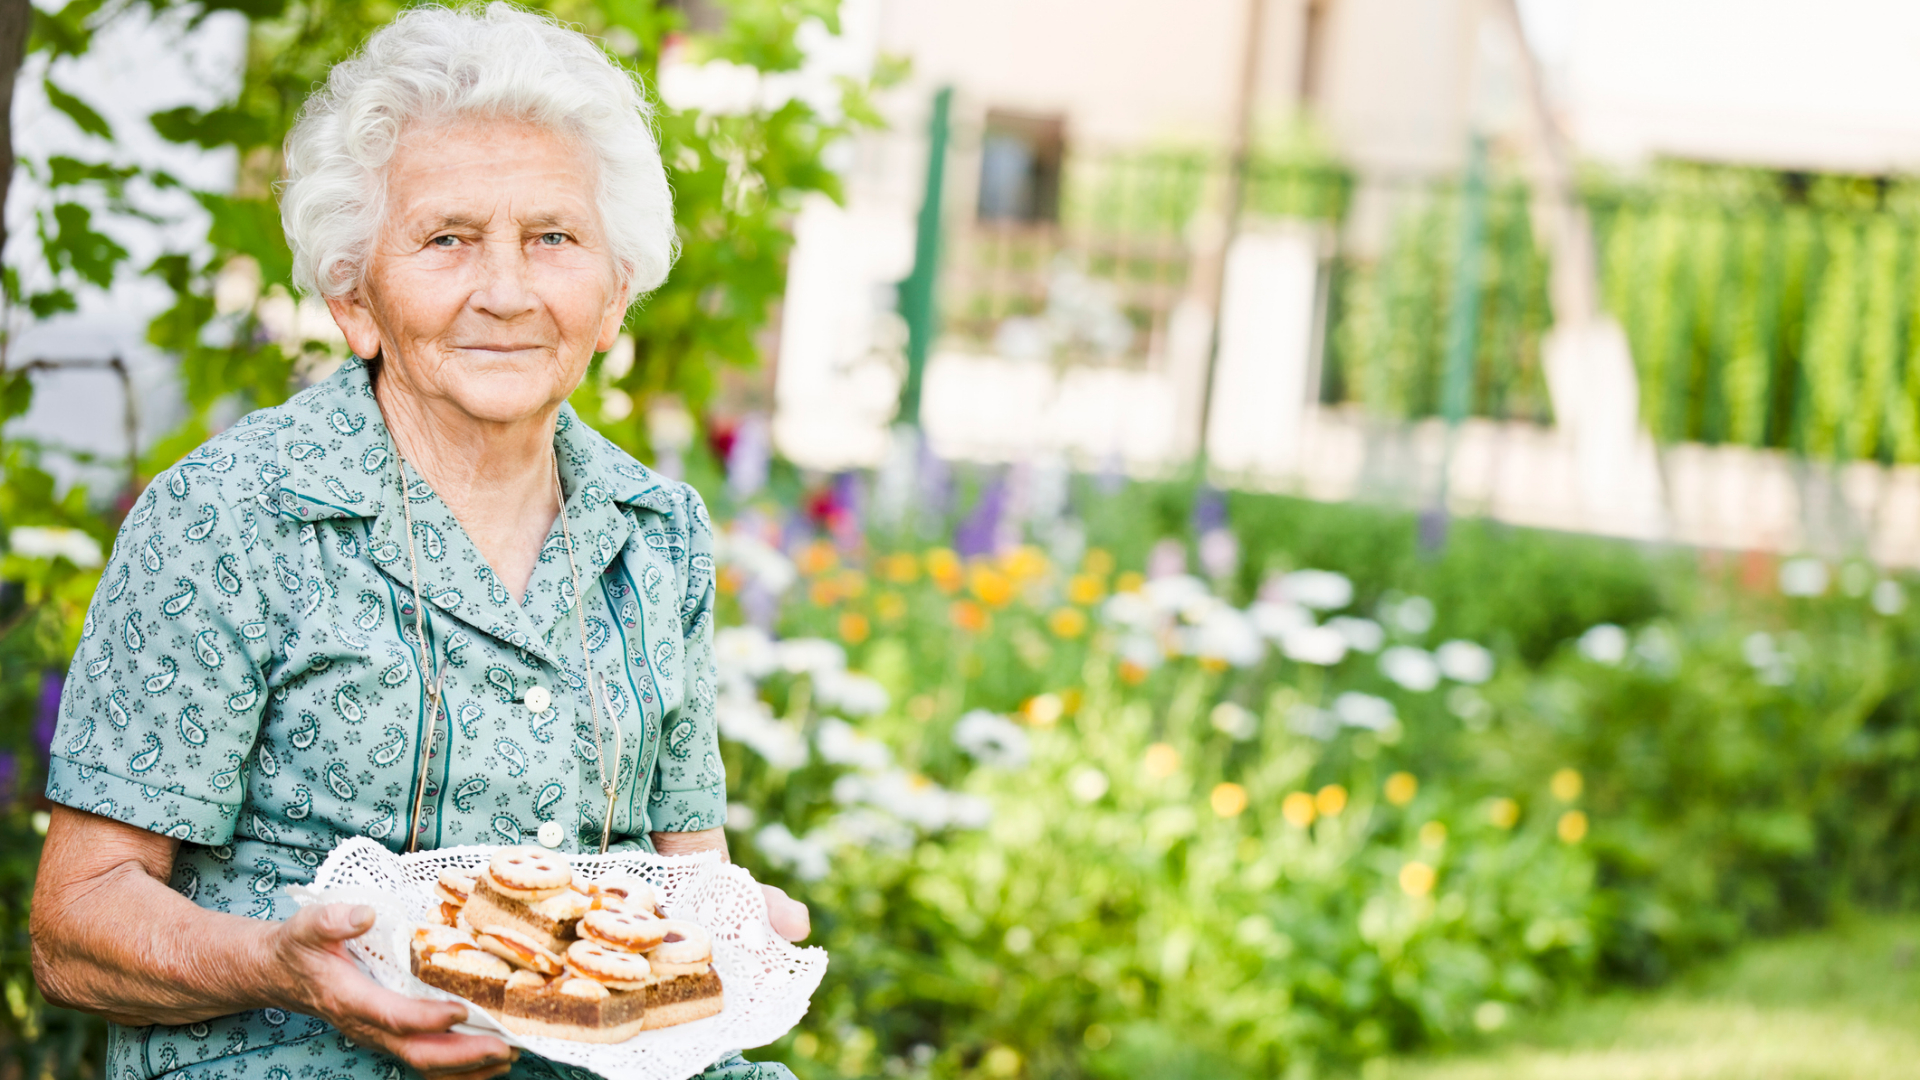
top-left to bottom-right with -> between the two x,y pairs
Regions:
537,820 -> 565,848
523,686 -> 552,713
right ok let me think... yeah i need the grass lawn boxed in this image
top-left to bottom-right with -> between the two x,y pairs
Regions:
1377,915 -> 1920,1080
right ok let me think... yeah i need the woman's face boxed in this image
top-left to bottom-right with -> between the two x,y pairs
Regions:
328,117 -> 627,426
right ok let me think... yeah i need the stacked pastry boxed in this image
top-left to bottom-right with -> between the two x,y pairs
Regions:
410,847 -> 724,1042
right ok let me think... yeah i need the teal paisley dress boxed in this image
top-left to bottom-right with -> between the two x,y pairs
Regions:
45,357 -> 792,1080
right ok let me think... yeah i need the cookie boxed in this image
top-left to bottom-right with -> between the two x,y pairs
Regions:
473,924 -> 564,976
579,908 -> 668,953
648,920 -> 713,966
434,869 -> 477,907
567,939 -> 652,991
487,848 -> 572,902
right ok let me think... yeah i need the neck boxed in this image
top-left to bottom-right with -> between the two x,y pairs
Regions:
373,364 -> 564,599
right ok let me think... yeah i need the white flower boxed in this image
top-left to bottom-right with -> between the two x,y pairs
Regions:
725,802 -> 757,830
1743,631 -> 1793,686
839,770 -> 991,830
1334,691 -> 1397,731
1276,569 -> 1353,611
777,637 -> 846,677
1143,575 -> 1212,618
714,529 -> 796,594
715,693 -> 809,769
755,822 -> 831,881
1103,592 -> 1159,632
713,626 -> 778,690
1577,624 -> 1628,665
1435,640 -> 1494,684
1387,595 -> 1436,635
1210,702 -> 1258,740
1198,528 -> 1239,579
815,717 -> 893,771
9,526 -> 102,567
953,710 -> 1030,768
1634,625 -> 1680,674
1874,580 -> 1907,616
815,670 -> 890,717
1329,616 -> 1385,653
823,808 -> 914,851
1281,625 -> 1348,666
1380,646 -> 1441,692
1287,704 -> 1337,740
1068,766 -> 1110,802
1191,608 -> 1264,667
1250,600 -> 1314,641
1117,633 -> 1164,671
1779,557 -> 1828,597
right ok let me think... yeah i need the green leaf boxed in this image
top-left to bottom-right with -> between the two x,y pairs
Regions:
0,370 -> 33,422
43,78 -> 111,139
148,105 -> 273,149
26,288 -> 77,318
45,203 -> 128,288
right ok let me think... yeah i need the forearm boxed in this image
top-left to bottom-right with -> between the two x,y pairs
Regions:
32,858 -> 283,1027
649,826 -> 728,858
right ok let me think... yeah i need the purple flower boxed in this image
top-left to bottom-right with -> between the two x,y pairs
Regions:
0,751 -> 17,810
725,412 -> 771,500
33,669 -> 63,761
953,475 -> 1006,558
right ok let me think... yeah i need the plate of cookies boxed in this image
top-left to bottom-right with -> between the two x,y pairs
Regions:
288,838 -> 828,1080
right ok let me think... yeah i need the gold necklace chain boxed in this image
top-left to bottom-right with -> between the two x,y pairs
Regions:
397,441 -> 624,853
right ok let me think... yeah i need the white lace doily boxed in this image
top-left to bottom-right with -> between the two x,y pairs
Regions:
288,838 -> 828,1080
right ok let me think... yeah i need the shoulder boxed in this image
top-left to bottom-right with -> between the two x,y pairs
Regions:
559,408 -> 712,535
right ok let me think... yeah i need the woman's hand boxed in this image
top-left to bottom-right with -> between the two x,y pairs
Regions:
652,827 -> 811,941
268,904 -> 517,1079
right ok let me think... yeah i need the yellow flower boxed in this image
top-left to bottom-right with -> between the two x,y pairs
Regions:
1067,573 -> 1107,606
881,552 -> 919,584
1047,607 -> 1088,639
1557,810 -> 1589,843
1143,742 -> 1180,779
950,600 -> 989,633
798,540 -> 838,577
1488,797 -> 1521,830
926,548 -> 962,593
1082,548 -> 1115,576
1023,693 -> 1065,726
836,569 -> 868,600
969,564 -> 1014,607
838,612 -> 870,645
1399,860 -> 1436,897
1551,767 -> 1584,802
1282,791 -> 1317,828
1211,782 -> 1249,817
1384,771 -> 1419,807
1419,821 -> 1448,848
875,591 -> 908,623
1002,545 -> 1049,582
1115,570 -> 1145,595
1059,688 -> 1083,715
1315,784 -> 1348,818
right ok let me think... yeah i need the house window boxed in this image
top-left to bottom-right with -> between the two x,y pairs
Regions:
977,110 -> 1065,223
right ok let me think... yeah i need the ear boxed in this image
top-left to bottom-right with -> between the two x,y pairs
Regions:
594,282 -> 629,353
325,290 -> 383,362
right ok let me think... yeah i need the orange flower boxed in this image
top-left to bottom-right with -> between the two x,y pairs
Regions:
838,612 -> 870,645
1384,772 -> 1418,807
1282,791 -> 1317,828
875,592 -> 908,623
926,548 -> 963,593
1082,548 -> 1115,576
969,565 -> 1014,607
717,566 -> 743,596
1066,573 -> 1106,606
798,540 -> 838,577
882,552 -> 920,584
1143,742 -> 1180,778
808,580 -> 838,608
1118,660 -> 1149,685
1023,693 -> 1065,726
950,599 -> 989,633
1314,784 -> 1348,817
1210,782 -> 1249,817
1047,607 -> 1088,639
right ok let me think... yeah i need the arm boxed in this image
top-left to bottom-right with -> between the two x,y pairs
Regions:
651,826 -> 810,941
31,806 -> 516,1080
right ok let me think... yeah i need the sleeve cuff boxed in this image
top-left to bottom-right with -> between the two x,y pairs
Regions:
44,754 -> 240,845
648,780 -> 728,833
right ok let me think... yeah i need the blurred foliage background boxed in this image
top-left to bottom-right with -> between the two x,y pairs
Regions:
5,0 -> 1920,1078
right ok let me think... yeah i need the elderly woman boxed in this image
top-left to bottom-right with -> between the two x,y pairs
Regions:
29,6 -> 806,1079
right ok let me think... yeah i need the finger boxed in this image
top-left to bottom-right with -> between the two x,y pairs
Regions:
286,902 -> 378,944
344,982 -> 472,1036
762,885 -> 810,941
389,1032 -> 516,1077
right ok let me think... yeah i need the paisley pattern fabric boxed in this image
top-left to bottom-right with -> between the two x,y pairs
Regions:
46,358 -> 783,1080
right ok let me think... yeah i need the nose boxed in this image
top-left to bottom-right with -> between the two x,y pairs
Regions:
468,236 -> 536,321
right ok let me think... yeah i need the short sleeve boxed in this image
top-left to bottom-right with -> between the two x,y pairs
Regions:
44,470 -> 275,844
647,487 -> 727,833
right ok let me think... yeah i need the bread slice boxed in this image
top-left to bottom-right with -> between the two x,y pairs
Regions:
409,933 -> 511,1011
463,875 -> 589,955
639,964 -> 724,1030
499,976 -> 649,1043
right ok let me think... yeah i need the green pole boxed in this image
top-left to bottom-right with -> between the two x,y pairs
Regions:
1441,134 -> 1489,426
897,86 -> 952,427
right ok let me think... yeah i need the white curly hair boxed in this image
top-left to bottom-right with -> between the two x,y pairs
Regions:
279,2 -> 676,303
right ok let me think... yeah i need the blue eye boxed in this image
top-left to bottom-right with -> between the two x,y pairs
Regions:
540,232 -> 567,245
430,235 -> 458,247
